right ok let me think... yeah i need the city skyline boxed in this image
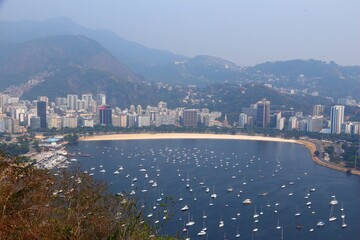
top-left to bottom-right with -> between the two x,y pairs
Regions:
0,1 -> 359,239
1,90 -> 359,137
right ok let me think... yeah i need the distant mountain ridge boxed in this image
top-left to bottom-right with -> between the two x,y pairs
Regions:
249,59 -> 360,78
0,18 -> 359,100
0,35 -> 142,89
247,59 -> 360,98
0,17 -> 186,66
0,34 -> 173,107
0,35 -> 139,80
0,17 -> 244,86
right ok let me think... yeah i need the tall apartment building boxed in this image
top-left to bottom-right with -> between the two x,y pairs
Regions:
67,94 -> 78,111
256,100 -> 270,128
330,105 -> 344,134
288,116 -> 298,130
307,115 -> 324,132
275,112 -> 285,130
61,115 -> 78,128
81,93 -> 93,110
183,109 -> 198,127
96,93 -> 106,106
99,105 -> 112,126
37,101 -> 47,128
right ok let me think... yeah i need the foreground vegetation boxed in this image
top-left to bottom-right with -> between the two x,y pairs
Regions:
0,153 -> 177,240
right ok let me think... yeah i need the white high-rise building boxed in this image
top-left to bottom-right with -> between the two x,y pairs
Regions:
238,113 -> 247,128
96,93 -> 106,106
82,93 -> 93,110
136,105 -> 142,115
61,115 -> 78,128
307,115 -> 323,132
67,94 -> 78,110
288,116 -> 298,130
330,105 -> 345,134
77,100 -> 86,111
276,117 -> 285,130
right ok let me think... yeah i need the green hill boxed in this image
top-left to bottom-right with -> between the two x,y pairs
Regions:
0,35 -> 175,107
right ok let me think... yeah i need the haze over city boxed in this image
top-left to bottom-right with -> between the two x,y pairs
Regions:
1,0 -> 359,66
0,1 -> 360,239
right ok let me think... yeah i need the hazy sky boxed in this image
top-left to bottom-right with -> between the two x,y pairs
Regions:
1,0 -> 359,66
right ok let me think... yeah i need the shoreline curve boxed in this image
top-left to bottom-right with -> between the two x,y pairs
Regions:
79,133 -> 360,176
297,140 -> 360,176
80,133 -> 296,143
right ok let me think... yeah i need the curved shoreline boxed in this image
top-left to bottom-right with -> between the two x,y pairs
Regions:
80,133 -> 297,143
79,133 -> 360,176
297,140 -> 360,176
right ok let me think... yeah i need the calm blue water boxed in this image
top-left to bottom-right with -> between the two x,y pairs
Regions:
66,139 -> 360,240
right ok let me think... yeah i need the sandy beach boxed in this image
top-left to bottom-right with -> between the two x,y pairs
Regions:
80,133 -> 360,176
81,133 -> 297,143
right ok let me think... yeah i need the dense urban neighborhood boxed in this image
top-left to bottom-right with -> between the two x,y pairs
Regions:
0,90 -> 358,172
1,91 -> 359,134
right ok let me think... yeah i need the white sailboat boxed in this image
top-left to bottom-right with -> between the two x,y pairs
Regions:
252,218 -> 259,232
235,226 -> 240,238
211,186 -> 217,199
186,213 -> 195,227
219,217 -> 224,228
294,205 -> 301,216
181,204 -> 189,211
227,184 -> 234,192
329,205 -> 337,222
340,202 -> 345,219
202,210 -> 207,219
253,206 -> 259,218
197,218 -> 207,236
209,196 -> 214,206
276,218 -> 281,230
201,218 -> 207,232
243,198 -> 252,204
316,220 -> 325,227
342,217 -> 347,228
182,221 -> 187,232
330,195 -> 338,206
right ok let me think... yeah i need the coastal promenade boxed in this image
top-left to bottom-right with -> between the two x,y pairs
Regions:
298,140 -> 360,176
80,133 -> 360,176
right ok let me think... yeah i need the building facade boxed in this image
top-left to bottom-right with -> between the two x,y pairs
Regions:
183,109 -> 198,127
256,100 -> 270,128
99,106 -> 112,126
37,101 -> 47,128
330,105 -> 345,134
